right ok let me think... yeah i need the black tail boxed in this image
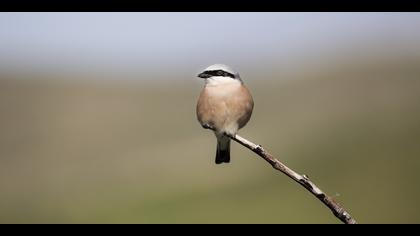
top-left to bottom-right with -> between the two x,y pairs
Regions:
215,139 -> 230,164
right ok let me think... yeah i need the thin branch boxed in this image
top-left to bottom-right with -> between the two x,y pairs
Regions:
204,126 -> 357,224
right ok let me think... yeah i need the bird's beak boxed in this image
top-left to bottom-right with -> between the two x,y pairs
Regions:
198,72 -> 210,79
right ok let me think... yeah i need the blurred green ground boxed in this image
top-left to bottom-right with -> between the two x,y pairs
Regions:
1,59 -> 420,223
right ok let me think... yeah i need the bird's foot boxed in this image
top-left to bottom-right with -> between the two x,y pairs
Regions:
202,123 -> 214,130
222,131 -> 236,138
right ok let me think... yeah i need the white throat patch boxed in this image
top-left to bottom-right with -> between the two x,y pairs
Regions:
205,76 -> 241,86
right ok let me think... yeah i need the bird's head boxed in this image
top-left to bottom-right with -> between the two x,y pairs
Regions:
197,64 -> 242,85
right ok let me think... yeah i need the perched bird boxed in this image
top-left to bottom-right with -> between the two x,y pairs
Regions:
196,64 -> 254,164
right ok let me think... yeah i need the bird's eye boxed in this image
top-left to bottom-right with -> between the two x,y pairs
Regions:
217,71 -> 223,75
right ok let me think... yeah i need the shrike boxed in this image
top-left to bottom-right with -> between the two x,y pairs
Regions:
196,64 -> 254,164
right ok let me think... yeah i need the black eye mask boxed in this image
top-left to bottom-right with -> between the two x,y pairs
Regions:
198,70 -> 236,79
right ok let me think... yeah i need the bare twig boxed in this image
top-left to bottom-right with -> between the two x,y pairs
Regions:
204,126 -> 357,224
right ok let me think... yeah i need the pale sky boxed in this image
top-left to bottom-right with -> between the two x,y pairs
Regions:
1,12 -> 420,79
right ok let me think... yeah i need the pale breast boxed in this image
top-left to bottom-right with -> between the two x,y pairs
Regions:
205,82 -> 242,98
196,81 -> 253,134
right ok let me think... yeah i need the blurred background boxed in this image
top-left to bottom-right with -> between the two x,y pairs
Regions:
1,12 -> 420,224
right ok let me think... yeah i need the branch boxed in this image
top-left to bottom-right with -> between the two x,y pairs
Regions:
204,126 -> 357,224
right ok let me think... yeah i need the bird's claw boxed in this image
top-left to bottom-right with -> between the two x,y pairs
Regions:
222,131 -> 235,138
202,123 -> 214,130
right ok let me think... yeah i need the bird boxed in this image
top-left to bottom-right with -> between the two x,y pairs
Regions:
196,64 -> 254,164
